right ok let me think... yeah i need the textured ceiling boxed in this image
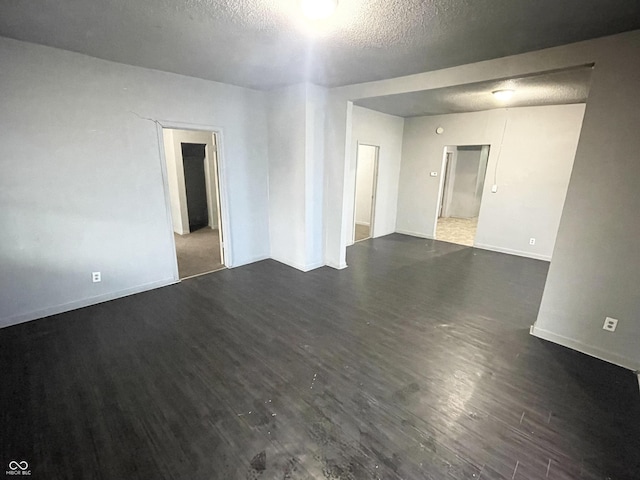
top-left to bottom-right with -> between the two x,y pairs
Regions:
0,0 -> 638,89
354,66 -> 593,117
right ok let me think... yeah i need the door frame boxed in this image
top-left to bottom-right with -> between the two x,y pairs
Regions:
155,120 -> 232,281
439,150 -> 454,219
433,146 -> 454,239
209,134 -> 225,265
352,142 -> 380,244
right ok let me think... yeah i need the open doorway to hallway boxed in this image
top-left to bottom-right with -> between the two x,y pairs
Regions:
353,144 -> 379,242
162,128 -> 225,279
436,145 -> 490,246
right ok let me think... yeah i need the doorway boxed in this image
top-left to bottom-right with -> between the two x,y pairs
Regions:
353,144 -> 379,242
161,128 -> 225,279
435,145 -> 490,246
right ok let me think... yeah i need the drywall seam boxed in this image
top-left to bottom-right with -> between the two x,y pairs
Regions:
325,261 -> 348,270
0,279 -> 177,329
531,325 -> 640,371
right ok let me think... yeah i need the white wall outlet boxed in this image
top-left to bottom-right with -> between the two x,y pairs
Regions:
430,171 -> 438,177
603,317 -> 618,332
92,272 -> 101,283
491,184 -> 498,193
529,238 -> 536,245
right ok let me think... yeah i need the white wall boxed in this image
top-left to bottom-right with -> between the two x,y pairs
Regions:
162,129 -> 218,235
268,84 -> 307,270
354,145 -> 376,226
397,104 -> 585,260
533,32 -> 640,370
304,84 -> 327,270
347,106 -> 404,245
267,83 -> 326,271
0,36 -> 270,327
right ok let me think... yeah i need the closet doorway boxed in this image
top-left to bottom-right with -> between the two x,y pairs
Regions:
161,128 -> 225,279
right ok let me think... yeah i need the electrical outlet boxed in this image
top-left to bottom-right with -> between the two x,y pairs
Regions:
430,171 -> 438,177
92,272 -> 101,283
603,317 -> 618,332
529,238 -> 536,245
491,184 -> 498,193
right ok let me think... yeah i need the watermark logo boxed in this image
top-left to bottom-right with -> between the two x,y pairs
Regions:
6,461 -> 30,476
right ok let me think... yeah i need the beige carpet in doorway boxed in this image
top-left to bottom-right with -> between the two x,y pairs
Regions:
436,217 -> 478,247
355,224 -> 370,242
173,228 -> 223,278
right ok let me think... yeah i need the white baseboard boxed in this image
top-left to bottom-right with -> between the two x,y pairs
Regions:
326,261 -> 348,270
474,243 -> 551,261
530,324 -> 639,371
0,278 -> 178,329
303,261 -> 325,272
271,256 -> 325,272
229,254 -> 269,268
395,229 -> 434,239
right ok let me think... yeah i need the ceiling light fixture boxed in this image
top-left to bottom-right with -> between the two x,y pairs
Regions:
301,0 -> 338,20
492,89 -> 515,101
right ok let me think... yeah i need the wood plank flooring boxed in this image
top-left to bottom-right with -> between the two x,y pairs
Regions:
1,234 -> 639,479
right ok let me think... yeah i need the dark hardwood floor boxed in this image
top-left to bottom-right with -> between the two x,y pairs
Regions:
2,234 -> 639,479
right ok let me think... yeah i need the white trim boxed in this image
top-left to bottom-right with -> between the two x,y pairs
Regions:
326,261 -> 348,270
303,261 -> 325,271
0,279 -> 177,329
355,221 -> 371,226
434,147 -> 454,236
473,243 -> 551,261
271,256 -> 325,272
530,325 -> 640,371
395,229 -> 434,239
227,254 -> 270,269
